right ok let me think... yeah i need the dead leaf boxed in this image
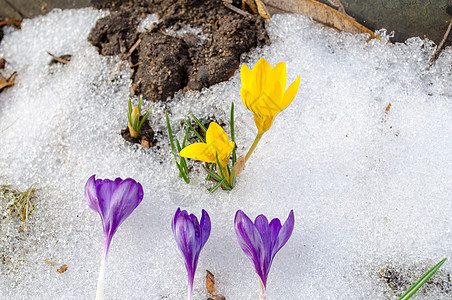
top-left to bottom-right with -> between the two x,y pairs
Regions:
47,52 -> 71,65
233,156 -> 245,177
242,0 -> 258,14
428,19 -> 452,67
0,58 -> 6,69
255,0 -> 271,19
384,102 -> 391,114
326,0 -> 347,15
45,258 -> 56,267
206,270 -> 215,295
263,0 -> 380,39
141,138 -> 150,149
207,295 -> 226,300
57,264 -> 68,273
0,19 -> 22,27
0,72 -> 16,91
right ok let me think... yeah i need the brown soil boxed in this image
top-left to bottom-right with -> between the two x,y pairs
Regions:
89,0 -> 269,102
120,118 -> 156,148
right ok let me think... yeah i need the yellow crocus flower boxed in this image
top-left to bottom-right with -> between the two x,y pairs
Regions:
128,107 -> 140,138
180,122 -> 234,169
240,57 -> 300,134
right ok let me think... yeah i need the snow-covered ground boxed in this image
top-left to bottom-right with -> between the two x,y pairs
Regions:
0,8 -> 451,299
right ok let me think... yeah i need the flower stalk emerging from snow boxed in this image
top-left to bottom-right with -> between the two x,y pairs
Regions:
85,175 -> 144,300
172,208 -> 211,300
127,97 -> 150,138
240,58 -> 301,162
234,209 -> 295,299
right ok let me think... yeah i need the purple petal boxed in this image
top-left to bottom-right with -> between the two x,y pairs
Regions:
199,209 -> 211,248
271,210 -> 295,258
172,207 -> 181,233
107,178 -> 144,238
85,175 -> 143,260
234,210 -> 267,286
172,208 -> 211,296
85,175 -> 99,213
174,213 -> 198,276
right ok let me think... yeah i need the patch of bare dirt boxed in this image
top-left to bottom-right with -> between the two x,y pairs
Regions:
89,0 -> 269,102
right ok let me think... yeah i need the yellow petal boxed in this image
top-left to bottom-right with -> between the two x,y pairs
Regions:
252,82 -> 283,118
241,64 -> 253,91
180,143 -> 215,163
252,58 -> 271,93
205,122 -> 234,167
240,88 -> 257,112
253,113 -> 274,133
281,75 -> 301,111
206,122 -> 228,145
271,62 -> 287,92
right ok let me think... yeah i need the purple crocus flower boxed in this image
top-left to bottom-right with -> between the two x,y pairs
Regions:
85,175 -> 144,300
234,209 -> 295,299
172,208 -> 211,300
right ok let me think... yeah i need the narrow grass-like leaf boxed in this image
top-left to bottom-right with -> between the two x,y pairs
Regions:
182,126 -> 189,148
230,102 -> 237,165
128,98 -> 132,121
176,138 -> 189,175
133,114 -> 139,129
137,96 -> 142,112
166,111 -> 190,183
166,111 -> 177,155
215,153 -> 231,190
399,258 -> 447,300
205,163 -> 214,181
176,161 -> 190,183
185,118 -> 205,143
137,109 -> 150,131
203,165 -> 223,182
229,166 -> 236,188
209,178 -> 226,193
190,114 -> 207,133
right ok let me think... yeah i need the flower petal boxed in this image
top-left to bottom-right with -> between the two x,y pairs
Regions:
172,208 -> 211,297
281,75 -> 301,111
271,210 -> 295,258
271,62 -> 286,92
85,175 -> 99,213
234,210 -> 267,286
206,122 -> 234,167
180,142 -> 216,163
200,209 -> 211,248
241,64 -> 253,92
108,178 -> 143,237
253,58 -> 271,93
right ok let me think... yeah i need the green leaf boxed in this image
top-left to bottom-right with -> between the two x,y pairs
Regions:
182,126 -> 189,148
137,96 -> 142,112
203,164 -> 223,182
399,258 -> 447,300
166,111 -> 177,156
190,114 -> 207,133
137,109 -> 150,132
128,98 -> 132,116
215,153 -> 232,190
185,118 -> 206,143
230,102 -> 237,165
209,178 -> 226,193
229,165 -> 236,188
205,163 -> 214,181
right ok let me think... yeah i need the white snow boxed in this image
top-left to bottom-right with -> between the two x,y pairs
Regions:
0,8 -> 451,300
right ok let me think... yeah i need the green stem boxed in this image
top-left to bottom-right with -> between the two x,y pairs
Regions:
245,131 -> 264,163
